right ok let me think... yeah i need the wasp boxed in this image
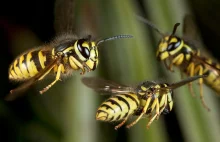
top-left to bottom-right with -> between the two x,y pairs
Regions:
6,34 -> 133,101
82,75 -> 206,129
137,15 -> 220,111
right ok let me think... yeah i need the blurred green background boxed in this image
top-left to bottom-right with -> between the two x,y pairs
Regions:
1,0 -> 220,142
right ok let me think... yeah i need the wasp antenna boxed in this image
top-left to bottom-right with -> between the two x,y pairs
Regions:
171,23 -> 181,36
136,15 -> 165,36
96,35 -> 133,46
165,74 -> 207,90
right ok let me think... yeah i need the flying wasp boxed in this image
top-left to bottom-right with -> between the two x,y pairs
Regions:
82,75 -> 206,129
137,15 -> 220,111
6,34 -> 132,101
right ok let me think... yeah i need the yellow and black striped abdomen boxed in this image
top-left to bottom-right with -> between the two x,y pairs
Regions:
202,61 -> 220,94
9,48 -> 52,81
96,93 -> 140,122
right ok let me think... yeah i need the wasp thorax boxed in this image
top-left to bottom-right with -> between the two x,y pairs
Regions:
136,81 -> 156,98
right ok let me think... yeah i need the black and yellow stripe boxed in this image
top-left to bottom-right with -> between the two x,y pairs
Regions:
95,82 -> 174,129
9,49 -> 52,81
156,27 -> 220,111
96,93 -> 140,122
138,16 -> 220,111
82,75 -> 203,129
7,34 -> 132,100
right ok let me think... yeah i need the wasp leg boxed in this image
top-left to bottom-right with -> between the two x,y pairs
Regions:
180,69 -> 184,79
147,98 -> 159,129
126,97 -> 152,129
80,67 -> 86,75
115,117 -> 129,130
157,96 -> 168,120
195,65 -> 210,111
164,59 -> 174,72
187,62 -> 196,97
146,113 -> 158,129
39,64 -> 64,94
168,64 -> 174,72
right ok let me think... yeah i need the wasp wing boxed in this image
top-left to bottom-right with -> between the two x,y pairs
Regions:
182,14 -> 215,58
159,75 -> 207,90
182,15 -> 206,50
192,55 -> 220,73
5,58 -> 59,101
183,14 -> 201,41
81,77 -> 135,95
54,0 -> 76,34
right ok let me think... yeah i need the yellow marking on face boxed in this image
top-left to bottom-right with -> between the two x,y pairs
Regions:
90,50 -> 97,60
158,42 -> 168,53
158,51 -> 169,60
19,55 -> 29,78
91,42 -> 96,47
170,37 -> 178,43
82,42 -> 89,48
158,36 -> 169,52
85,60 -> 94,70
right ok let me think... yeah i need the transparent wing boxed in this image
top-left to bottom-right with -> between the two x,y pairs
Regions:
54,0 -> 76,34
160,75 -> 207,90
5,58 -> 60,101
192,55 -> 220,73
182,14 -> 206,50
183,14 -> 200,41
81,77 -> 135,95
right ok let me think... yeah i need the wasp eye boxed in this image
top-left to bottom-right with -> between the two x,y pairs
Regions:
77,40 -> 90,59
167,41 -> 181,51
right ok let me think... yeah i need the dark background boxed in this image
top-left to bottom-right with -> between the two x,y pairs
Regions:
1,0 -> 220,142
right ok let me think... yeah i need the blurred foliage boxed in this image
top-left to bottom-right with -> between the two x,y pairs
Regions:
1,0 -> 220,142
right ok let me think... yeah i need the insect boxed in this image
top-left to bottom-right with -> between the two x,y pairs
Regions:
6,34 -> 133,101
82,75 -> 206,129
137,15 -> 220,111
